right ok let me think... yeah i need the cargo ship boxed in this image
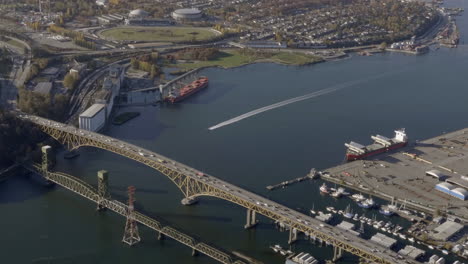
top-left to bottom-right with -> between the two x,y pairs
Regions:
345,129 -> 408,161
165,76 -> 208,103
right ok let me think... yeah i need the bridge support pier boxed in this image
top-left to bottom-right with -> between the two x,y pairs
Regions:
157,232 -> 165,240
41,145 -> 55,185
41,145 -> 55,171
288,228 -> 298,244
181,197 -> 198,206
191,248 -> 198,257
244,209 -> 258,229
332,246 -> 343,262
97,170 -> 110,211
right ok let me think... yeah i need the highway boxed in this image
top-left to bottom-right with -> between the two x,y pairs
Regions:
19,113 -> 419,264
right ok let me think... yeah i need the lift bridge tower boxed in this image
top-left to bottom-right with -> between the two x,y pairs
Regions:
122,186 -> 140,246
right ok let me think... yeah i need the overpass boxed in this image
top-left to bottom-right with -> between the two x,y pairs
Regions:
19,113 -> 419,264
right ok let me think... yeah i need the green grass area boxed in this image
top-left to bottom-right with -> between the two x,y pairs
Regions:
112,112 -> 140,125
100,26 -> 217,42
174,50 -> 324,70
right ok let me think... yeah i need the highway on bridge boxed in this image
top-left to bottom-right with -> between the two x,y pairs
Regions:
19,113 -> 418,264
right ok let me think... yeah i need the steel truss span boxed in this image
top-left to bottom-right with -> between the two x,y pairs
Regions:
20,113 -> 415,264
27,164 -> 244,264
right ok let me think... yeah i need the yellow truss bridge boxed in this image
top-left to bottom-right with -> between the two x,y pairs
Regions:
19,113 -> 418,264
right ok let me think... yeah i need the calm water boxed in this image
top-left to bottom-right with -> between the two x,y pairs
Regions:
2,1 -> 468,263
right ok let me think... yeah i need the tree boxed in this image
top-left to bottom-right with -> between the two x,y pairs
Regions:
63,72 -> 79,90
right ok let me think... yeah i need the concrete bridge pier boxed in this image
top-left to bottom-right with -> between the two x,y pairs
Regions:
288,228 -> 298,244
332,246 -> 343,262
157,231 -> 165,240
191,248 -> 198,257
97,170 -> 110,211
244,209 -> 258,229
41,145 -> 55,171
41,145 -> 55,186
181,197 -> 198,205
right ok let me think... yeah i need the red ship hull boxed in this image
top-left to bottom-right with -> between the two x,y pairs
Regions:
346,142 -> 407,161
165,77 -> 208,104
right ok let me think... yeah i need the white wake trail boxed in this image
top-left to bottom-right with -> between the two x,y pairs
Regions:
208,72 -> 396,131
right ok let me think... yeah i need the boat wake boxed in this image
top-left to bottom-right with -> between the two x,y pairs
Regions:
208,71 -> 397,131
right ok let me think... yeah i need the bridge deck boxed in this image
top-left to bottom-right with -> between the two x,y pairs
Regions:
19,113 -> 419,264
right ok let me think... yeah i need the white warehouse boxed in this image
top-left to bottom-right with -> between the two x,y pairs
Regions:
79,103 -> 107,132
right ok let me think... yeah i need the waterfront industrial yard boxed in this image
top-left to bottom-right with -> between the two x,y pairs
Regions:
321,128 -> 468,221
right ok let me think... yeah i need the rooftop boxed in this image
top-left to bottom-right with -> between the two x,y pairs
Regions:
173,8 -> 201,15
33,82 -> 52,94
80,103 -> 106,118
432,221 -> 464,241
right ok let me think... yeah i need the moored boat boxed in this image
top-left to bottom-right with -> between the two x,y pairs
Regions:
165,76 -> 209,103
345,129 -> 408,161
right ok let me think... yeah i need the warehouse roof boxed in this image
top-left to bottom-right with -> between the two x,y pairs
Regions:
80,103 -> 106,118
432,221 -> 464,241
33,82 -> 52,94
436,182 -> 454,191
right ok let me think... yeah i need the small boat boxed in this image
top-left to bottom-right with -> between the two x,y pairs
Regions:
442,250 -> 448,255
408,237 -> 415,243
353,214 -> 359,221
331,191 -> 342,198
337,187 -> 350,196
399,234 -> 407,240
320,183 -> 329,194
343,205 -> 354,219
351,193 -> 366,201
379,208 -> 394,216
326,206 -> 335,212
272,244 -> 282,253
358,201 -> 372,209
310,204 -> 317,215
428,245 -> 434,250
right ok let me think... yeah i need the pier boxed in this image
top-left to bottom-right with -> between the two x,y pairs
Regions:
266,169 -> 318,190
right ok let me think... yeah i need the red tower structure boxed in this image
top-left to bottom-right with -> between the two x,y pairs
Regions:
122,186 -> 140,246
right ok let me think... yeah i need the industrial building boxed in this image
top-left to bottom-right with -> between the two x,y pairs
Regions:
430,220 -> 464,241
435,182 -> 467,200
426,170 -> 447,180
79,103 -> 106,132
129,9 -> 149,19
97,14 -> 124,24
370,233 -> 396,248
33,82 -> 53,95
171,8 -> 203,21
398,245 -> 425,260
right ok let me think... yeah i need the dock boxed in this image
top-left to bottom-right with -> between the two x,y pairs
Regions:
266,168 -> 318,190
